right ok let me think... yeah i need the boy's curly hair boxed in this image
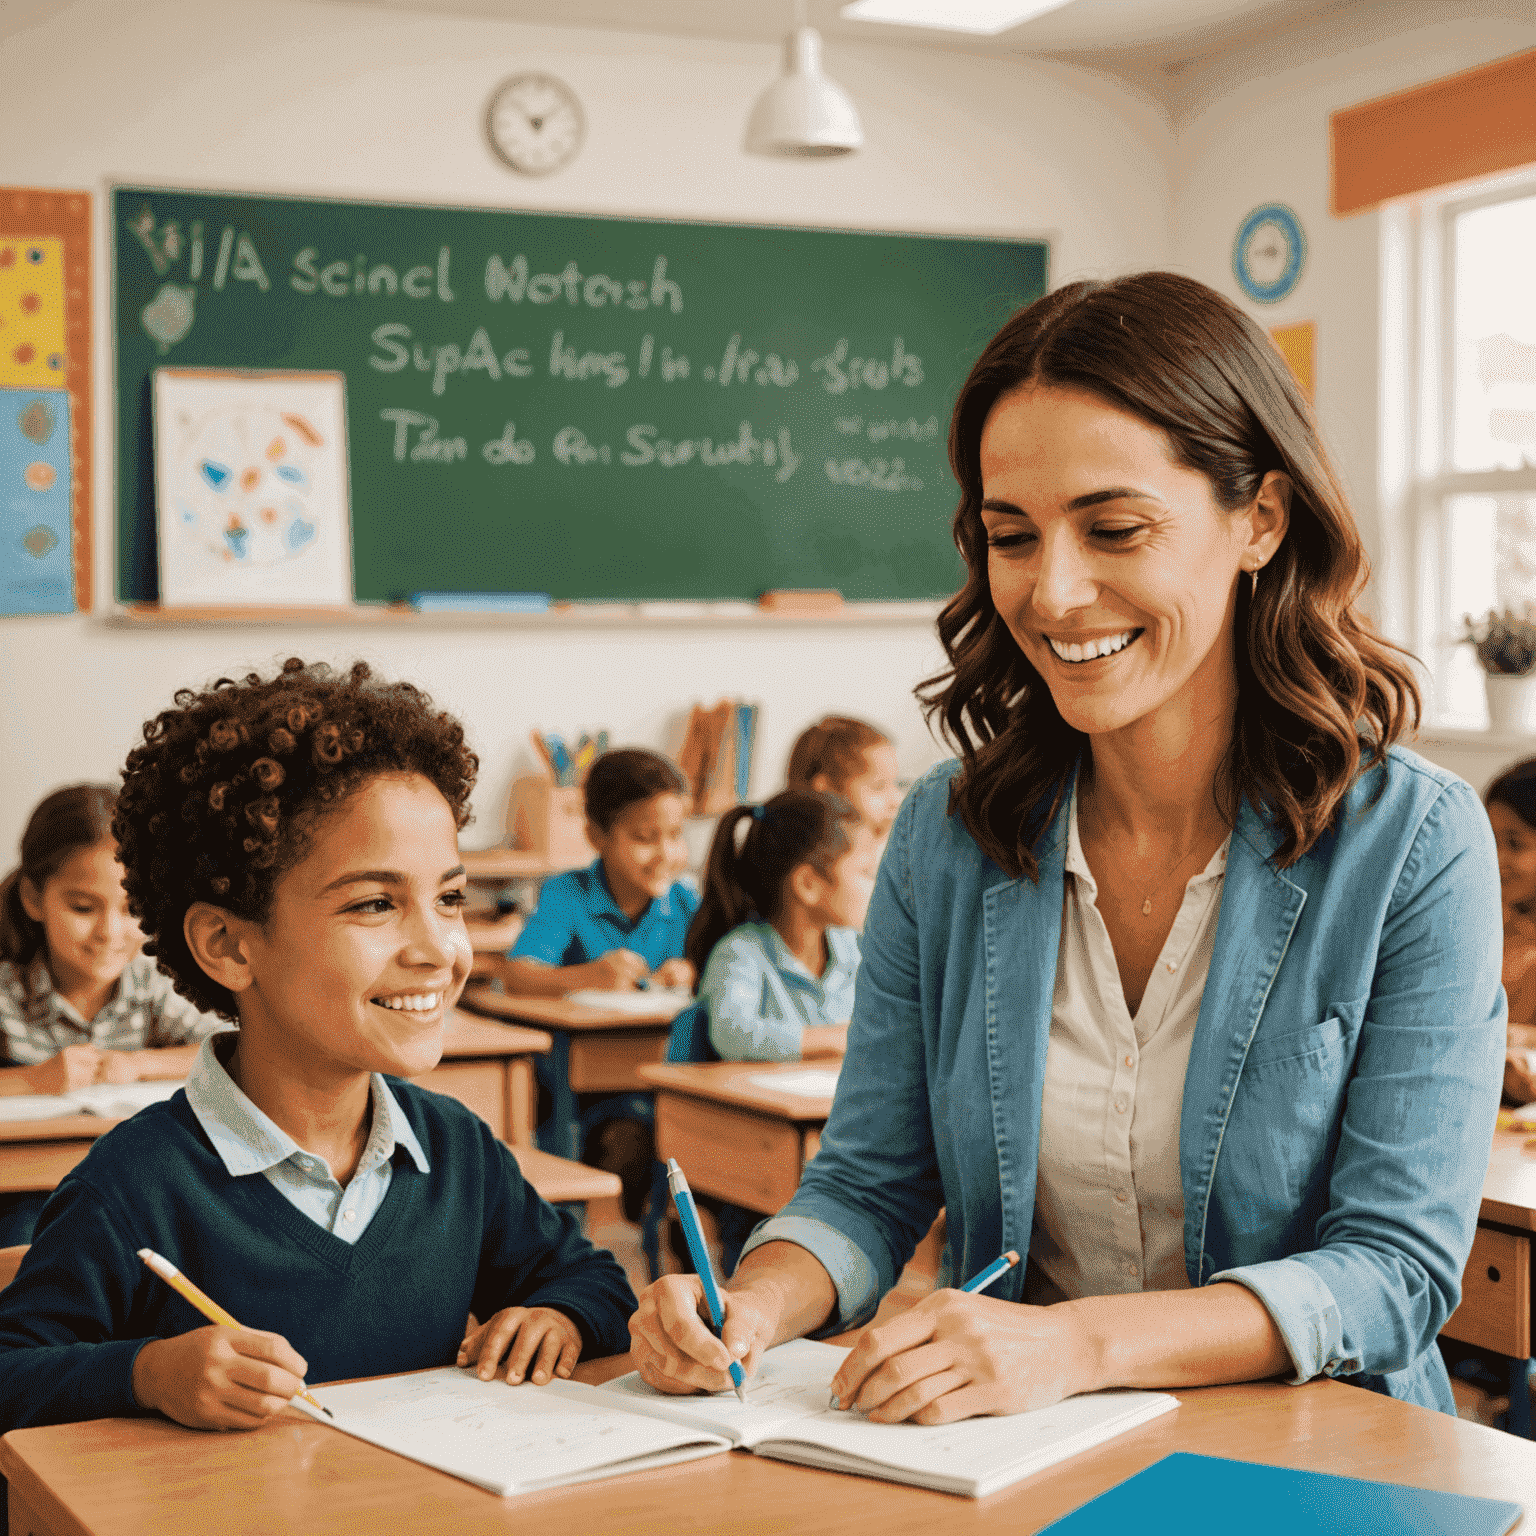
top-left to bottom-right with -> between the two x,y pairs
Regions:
114,658 -> 478,1019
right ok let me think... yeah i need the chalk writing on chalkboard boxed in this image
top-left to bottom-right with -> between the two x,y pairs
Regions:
114,188 -> 1047,604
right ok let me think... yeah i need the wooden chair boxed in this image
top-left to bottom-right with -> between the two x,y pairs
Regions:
0,1244 -> 28,1291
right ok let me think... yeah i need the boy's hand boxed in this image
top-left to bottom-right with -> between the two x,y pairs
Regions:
650,959 -> 695,990
458,1306 -> 582,1384
131,1326 -> 309,1430
585,950 -> 650,991
97,1050 -> 142,1085
23,1045 -> 107,1095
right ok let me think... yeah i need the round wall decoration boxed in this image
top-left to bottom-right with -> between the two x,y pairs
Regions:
1232,203 -> 1306,305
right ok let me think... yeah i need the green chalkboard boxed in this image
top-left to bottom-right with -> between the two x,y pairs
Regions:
113,186 -> 1046,603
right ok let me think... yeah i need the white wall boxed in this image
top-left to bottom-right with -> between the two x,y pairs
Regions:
0,0 -> 1175,858
1170,4 -> 1536,618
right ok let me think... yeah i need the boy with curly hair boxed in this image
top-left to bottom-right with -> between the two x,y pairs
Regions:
0,659 -> 635,1432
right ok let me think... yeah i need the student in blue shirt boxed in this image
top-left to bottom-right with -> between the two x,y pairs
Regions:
0,658 -> 633,1433
503,749 -> 698,1218
663,789 -> 874,1275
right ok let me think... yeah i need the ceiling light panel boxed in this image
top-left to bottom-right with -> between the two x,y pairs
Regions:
840,0 -> 1076,34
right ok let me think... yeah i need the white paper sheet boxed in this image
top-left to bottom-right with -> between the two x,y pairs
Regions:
0,1079 -> 182,1122
306,1368 -> 729,1495
564,988 -> 692,1018
744,1068 -> 841,1097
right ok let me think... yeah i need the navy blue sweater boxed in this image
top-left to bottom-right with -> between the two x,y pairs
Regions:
0,1084 -> 636,1430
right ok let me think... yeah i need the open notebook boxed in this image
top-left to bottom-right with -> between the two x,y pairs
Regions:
302,1340 -> 1177,1499
0,1079 -> 183,1123
563,987 -> 693,1018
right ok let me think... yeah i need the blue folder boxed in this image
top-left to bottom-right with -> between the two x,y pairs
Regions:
1041,1453 -> 1522,1535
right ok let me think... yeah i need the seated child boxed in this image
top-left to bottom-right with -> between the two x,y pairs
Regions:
786,716 -> 903,845
0,783 -> 227,1243
0,658 -> 634,1432
669,789 -> 874,1275
503,748 -> 697,1218
1487,758 -> 1536,1103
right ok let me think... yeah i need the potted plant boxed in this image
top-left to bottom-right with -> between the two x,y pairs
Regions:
1461,607 -> 1536,732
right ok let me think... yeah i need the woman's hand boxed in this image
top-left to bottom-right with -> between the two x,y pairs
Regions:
457,1306 -> 582,1384
829,1289 -> 1096,1425
650,958 -> 695,990
131,1325 -> 309,1430
628,1274 -> 779,1395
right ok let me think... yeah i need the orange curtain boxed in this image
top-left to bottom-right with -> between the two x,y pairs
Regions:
1330,48 -> 1536,216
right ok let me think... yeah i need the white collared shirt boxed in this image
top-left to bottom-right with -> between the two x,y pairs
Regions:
1024,783 -> 1229,1304
184,1034 -> 430,1243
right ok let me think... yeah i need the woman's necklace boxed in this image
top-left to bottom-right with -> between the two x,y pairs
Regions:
1135,840 -> 1207,915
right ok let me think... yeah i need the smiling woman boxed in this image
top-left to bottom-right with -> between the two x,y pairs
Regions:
627,272 -> 1505,1430
0,660 -> 635,1438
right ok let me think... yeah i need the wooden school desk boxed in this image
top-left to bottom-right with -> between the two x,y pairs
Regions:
459,984 -> 677,1160
0,1011 -> 553,1187
5,1366 -> 1535,1536
1443,1129 -> 1536,1436
639,1060 -> 835,1214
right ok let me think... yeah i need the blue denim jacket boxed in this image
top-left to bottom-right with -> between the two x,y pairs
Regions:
744,748 -> 1504,1412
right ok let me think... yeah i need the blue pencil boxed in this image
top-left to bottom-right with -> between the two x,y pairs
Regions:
665,1159 -> 748,1404
959,1249 -> 1021,1295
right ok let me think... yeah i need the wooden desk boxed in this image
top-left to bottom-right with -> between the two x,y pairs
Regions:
1443,1130 -> 1536,1436
0,1012 -> 553,1194
639,1061 -> 835,1214
4,1373 -> 1533,1535
460,847 -> 566,882
460,985 -> 677,1159
509,1147 -> 621,1206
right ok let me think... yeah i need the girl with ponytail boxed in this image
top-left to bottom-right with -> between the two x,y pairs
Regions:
0,783 -> 226,1241
685,789 -> 875,1064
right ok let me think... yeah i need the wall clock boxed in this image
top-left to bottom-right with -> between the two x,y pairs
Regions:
486,73 -> 585,176
1232,204 -> 1306,305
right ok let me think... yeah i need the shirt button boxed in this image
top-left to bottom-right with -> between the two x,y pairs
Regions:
1123,1054 -> 1133,1068
1125,1261 -> 1138,1277
1165,960 -> 1177,973
1114,1099 -> 1126,1113
1114,1191 -> 1129,1203
342,1209 -> 357,1222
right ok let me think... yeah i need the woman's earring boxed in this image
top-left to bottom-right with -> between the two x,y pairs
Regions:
1250,566 -> 1259,600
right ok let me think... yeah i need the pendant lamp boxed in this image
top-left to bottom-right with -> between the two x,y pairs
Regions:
744,11 -> 863,158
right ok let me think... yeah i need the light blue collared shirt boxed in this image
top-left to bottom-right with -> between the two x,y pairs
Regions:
701,922 -> 861,1062
184,1034 -> 430,1244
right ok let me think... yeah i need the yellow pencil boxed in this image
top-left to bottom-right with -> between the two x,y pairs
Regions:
136,1248 -> 334,1419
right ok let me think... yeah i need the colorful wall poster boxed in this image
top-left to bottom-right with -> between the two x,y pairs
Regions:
0,387 -> 72,613
1269,321 -> 1316,402
0,190 -> 90,611
152,368 -> 352,607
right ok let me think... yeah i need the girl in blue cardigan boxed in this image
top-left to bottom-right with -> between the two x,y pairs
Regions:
0,659 -> 634,1432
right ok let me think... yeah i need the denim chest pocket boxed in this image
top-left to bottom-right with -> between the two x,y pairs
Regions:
1241,998 -> 1367,1075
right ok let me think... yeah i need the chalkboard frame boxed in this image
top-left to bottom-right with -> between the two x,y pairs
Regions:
111,183 -> 1048,611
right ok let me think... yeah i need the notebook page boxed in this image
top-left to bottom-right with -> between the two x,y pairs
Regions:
591,1339 -> 851,1444
0,1095 -> 81,1123
744,1068 -> 841,1097
564,988 -> 692,1018
756,1389 -> 1179,1498
306,1367 -> 730,1495
64,1080 -> 183,1117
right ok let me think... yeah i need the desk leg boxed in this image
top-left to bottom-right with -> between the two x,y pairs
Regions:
536,1033 -> 580,1162
505,1058 -> 536,1148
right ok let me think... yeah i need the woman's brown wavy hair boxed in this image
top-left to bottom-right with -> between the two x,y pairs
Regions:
917,271 -> 1420,880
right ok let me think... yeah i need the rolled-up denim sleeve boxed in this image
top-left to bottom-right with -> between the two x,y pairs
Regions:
741,783 -> 943,1330
1217,779 -> 1504,1384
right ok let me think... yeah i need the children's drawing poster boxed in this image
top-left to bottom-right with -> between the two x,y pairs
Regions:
0,190 -> 90,611
0,388 -> 72,613
151,369 -> 353,607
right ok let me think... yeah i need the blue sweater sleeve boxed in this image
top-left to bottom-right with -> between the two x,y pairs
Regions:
469,1122 -> 636,1356
0,1179 -> 158,1429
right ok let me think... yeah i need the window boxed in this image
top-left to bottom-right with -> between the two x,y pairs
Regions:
1383,172 -> 1536,727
